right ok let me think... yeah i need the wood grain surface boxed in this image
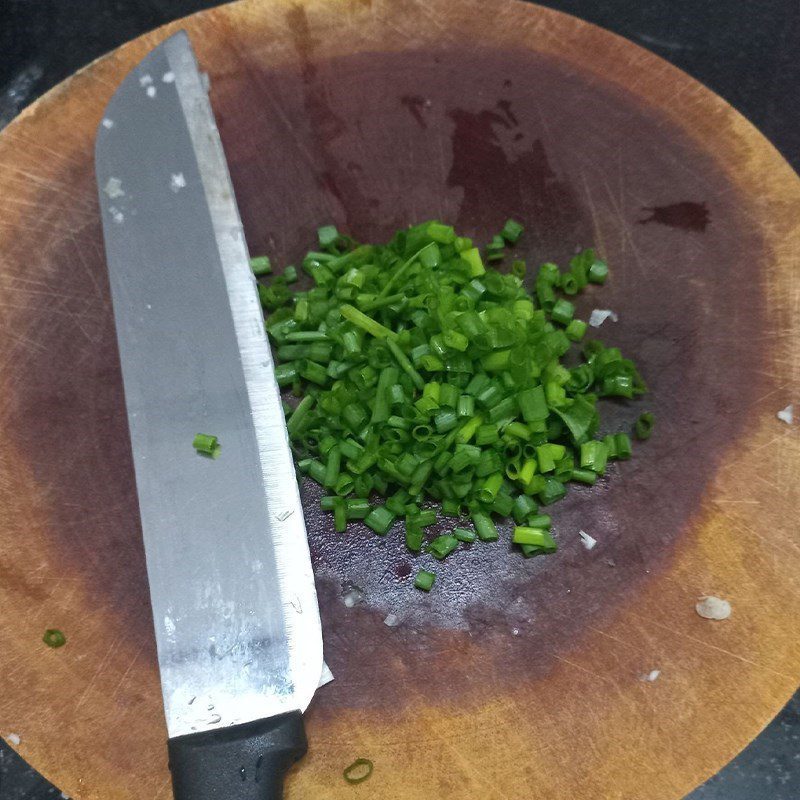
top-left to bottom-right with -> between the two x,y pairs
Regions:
0,1 -> 798,798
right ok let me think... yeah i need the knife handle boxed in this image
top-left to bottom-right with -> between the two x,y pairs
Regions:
168,711 -> 307,800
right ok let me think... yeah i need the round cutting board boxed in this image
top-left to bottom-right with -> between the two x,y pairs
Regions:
0,1 -> 798,798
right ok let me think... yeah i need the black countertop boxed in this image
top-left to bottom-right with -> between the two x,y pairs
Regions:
0,1 -> 798,798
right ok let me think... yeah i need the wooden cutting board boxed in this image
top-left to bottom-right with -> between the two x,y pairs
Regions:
0,1 -> 798,798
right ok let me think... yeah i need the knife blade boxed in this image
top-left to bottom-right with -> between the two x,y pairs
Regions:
95,31 -> 323,800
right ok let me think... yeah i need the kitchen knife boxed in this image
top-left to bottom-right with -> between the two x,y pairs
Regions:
95,31 -> 324,800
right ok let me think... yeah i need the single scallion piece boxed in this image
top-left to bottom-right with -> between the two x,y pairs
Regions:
454,527 -> 477,543
343,758 -> 374,785
427,534 -> 459,560
414,569 -> 436,591
43,628 -> 66,648
250,255 -> 272,275
635,411 -> 655,440
192,433 -> 221,459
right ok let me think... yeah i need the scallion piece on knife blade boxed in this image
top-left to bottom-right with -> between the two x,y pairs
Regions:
192,433 -> 220,458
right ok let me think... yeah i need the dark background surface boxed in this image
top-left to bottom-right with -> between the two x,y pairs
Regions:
0,1 -> 798,798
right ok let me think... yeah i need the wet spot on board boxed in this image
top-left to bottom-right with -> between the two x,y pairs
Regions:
447,103 -> 583,252
394,561 -> 412,579
639,201 -> 710,231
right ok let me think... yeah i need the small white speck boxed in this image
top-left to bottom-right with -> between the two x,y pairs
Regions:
61,793 -> 70,800
109,206 -> 124,224
170,172 -> 187,192
383,613 -> 400,627
589,309 -> 618,327
511,627 -> 520,636
7,733 -> 20,746
579,530 -> 597,550
146,86 -> 157,98
164,616 -> 176,636
103,177 -> 124,199
139,73 -> 153,86
146,303 -> 152,310
162,71 -> 176,83
319,662 -> 335,686
342,586 -> 364,608
423,98 -> 432,108
101,118 -> 114,129
777,404 -> 794,425
275,509 -> 294,521
696,595 -> 732,620
641,669 -> 661,682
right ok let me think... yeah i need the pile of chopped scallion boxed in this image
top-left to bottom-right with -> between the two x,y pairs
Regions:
256,220 -> 649,591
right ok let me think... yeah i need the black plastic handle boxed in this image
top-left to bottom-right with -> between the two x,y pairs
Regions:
168,711 -> 307,800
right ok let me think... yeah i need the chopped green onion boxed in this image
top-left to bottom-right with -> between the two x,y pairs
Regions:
454,527 -> 477,543
268,220 -> 649,586
250,255 -> 272,275
343,758 -> 374,785
43,628 -> 66,648
512,527 -> 557,551
405,522 -> 424,552
512,494 -> 538,524
333,501 -> 347,532
635,411 -> 655,440
571,468 -> 597,484
345,498 -> 371,519
192,433 -> 221,459
318,224 -> 339,249
615,432 -> 633,459
414,569 -> 436,591
364,506 -> 395,535
588,258 -> 609,284
550,298 -> 575,326
472,512 -> 499,542
526,514 -> 552,528
427,534 -> 459,560
340,304 -> 394,339
501,218 -> 524,244
565,319 -> 587,342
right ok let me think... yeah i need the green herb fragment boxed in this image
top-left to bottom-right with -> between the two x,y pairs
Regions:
454,527 -> 477,543
501,218 -> 524,244
414,569 -> 436,592
192,433 -> 221,459
43,629 -> 66,648
250,255 -> 272,275
343,758 -> 374,785
427,534 -> 459,560
318,225 -> 339,249
512,527 -> 557,551
635,411 -> 655,440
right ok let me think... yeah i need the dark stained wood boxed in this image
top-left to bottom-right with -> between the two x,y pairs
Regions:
0,1 -> 798,798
